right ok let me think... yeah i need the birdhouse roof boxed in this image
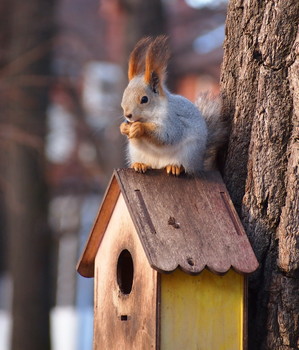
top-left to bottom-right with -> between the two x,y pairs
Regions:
77,168 -> 258,278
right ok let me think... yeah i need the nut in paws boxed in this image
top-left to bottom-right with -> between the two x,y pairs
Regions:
120,122 -> 131,136
129,122 -> 144,139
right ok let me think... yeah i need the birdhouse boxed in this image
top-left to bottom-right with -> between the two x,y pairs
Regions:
77,169 -> 258,350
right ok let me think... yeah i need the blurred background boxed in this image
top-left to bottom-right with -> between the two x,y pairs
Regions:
0,0 -> 227,349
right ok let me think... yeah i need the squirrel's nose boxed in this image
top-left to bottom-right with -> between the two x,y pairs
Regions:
125,114 -> 132,119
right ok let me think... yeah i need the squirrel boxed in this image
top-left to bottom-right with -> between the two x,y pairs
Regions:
120,35 -> 227,176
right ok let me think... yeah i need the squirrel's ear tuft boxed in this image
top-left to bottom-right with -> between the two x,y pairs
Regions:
144,35 -> 170,94
128,37 -> 153,81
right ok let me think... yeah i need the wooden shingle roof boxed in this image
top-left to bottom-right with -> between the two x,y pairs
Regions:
77,168 -> 258,277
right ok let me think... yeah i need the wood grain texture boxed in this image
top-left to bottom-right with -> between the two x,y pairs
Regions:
115,168 -> 258,275
77,168 -> 258,278
221,1 -> 299,348
93,194 -> 158,350
160,269 -> 244,350
77,176 -> 120,277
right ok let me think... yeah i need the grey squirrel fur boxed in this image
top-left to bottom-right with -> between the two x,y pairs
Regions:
120,35 -> 227,175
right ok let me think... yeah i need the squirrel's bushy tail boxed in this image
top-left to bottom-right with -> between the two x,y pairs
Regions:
196,92 -> 228,170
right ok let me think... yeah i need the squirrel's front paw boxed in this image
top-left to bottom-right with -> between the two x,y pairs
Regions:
165,165 -> 185,176
120,122 -> 131,136
129,122 -> 144,139
132,162 -> 150,173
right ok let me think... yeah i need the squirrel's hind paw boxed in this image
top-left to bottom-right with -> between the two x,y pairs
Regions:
132,162 -> 150,173
165,165 -> 185,176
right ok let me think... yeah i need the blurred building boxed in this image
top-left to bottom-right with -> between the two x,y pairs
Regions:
167,0 -> 226,98
0,0 -> 226,349
49,1 -> 227,349
0,0 -> 227,348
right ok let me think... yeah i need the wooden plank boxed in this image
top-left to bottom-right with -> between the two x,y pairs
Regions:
115,168 -> 258,275
77,168 -> 258,277
77,175 -> 120,277
160,269 -> 244,349
93,194 -> 158,349
243,277 -> 248,350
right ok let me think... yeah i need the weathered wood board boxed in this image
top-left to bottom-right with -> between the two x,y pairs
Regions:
94,194 -> 158,349
115,169 -> 258,275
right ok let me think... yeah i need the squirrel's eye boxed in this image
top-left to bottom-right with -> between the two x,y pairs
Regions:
140,96 -> 148,104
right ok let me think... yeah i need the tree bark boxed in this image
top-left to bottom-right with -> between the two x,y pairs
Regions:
221,1 -> 299,349
2,0 -> 55,349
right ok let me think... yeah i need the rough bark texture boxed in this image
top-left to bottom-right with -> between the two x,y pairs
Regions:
221,1 -> 299,349
2,0 -> 54,349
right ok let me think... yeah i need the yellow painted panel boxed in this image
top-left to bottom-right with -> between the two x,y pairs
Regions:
160,269 -> 244,350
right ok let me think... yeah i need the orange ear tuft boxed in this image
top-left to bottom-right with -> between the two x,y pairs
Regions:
128,37 -> 153,81
144,35 -> 170,92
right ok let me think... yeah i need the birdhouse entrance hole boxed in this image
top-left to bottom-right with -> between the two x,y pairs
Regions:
117,249 -> 134,295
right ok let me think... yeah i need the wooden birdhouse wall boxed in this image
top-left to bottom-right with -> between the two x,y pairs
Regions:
93,194 -> 159,350
160,269 -> 245,349
93,193 -> 246,350
77,169 -> 259,350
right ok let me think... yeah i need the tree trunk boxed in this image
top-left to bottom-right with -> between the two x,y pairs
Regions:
221,1 -> 299,349
2,0 -> 55,349
0,0 -> 12,274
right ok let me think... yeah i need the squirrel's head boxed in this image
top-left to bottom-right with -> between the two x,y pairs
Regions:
121,36 -> 170,123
